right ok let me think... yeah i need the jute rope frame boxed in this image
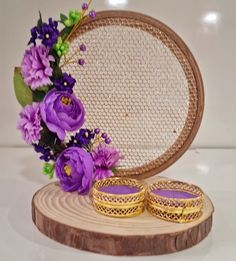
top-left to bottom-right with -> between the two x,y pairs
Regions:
65,11 -> 204,179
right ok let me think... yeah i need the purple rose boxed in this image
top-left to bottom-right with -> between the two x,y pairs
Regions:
55,147 -> 94,194
21,45 -> 55,90
17,102 -> 42,144
40,90 -> 85,140
92,145 -> 122,180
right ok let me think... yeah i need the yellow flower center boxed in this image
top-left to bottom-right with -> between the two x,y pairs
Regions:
61,96 -> 71,105
45,33 -> 50,39
64,165 -> 72,176
63,81 -> 68,86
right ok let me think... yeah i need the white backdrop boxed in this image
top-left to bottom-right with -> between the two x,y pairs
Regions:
1,0 -> 235,148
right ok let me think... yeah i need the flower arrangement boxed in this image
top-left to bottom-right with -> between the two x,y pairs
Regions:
14,1 -> 122,194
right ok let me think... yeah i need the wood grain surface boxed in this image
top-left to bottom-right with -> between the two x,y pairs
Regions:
32,180 -> 214,256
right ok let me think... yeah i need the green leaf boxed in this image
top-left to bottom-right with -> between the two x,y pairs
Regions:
111,166 -> 123,174
37,11 -> 43,29
52,66 -> 63,78
13,67 -> 33,107
111,167 -> 119,174
33,89 -> 47,102
39,126 -> 57,148
39,124 -> 66,153
60,13 -> 68,23
60,26 -> 73,41
37,85 -> 49,92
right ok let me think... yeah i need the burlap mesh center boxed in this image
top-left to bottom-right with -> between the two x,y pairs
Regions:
62,13 -> 202,178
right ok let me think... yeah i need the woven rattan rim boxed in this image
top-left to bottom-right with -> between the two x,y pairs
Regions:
67,11 -> 204,179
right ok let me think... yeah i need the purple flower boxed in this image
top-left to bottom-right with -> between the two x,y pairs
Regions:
21,45 -> 55,90
38,18 -> 59,48
28,18 -> 59,48
40,90 -> 85,140
55,147 -> 94,194
28,26 -> 38,46
17,102 -> 42,144
33,144 -> 56,162
92,145 -> 122,180
68,128 -> 94,148
53,73 -> 76,93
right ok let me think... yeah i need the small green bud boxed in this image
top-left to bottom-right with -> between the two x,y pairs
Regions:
69,10 -> 76,19
64,19 -> 72,27
55,43 -> 60,50
57,50 -> 62,57
57,37 -> 62,45
69,10 -> 81,23
43,163 -> 54,179
63,49 -> 69,56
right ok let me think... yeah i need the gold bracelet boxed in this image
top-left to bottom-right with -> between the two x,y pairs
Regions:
92,177 -> 146,218
146,180 -> 204,223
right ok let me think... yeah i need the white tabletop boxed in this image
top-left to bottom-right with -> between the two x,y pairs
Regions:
0,147 -> 235,260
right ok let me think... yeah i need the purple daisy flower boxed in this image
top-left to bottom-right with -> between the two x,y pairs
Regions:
17,102 -> 42,144
68,128 -> 95,148
38,18 -> 59,48
92,145 -> 122,180
21,45 -> 55,90
33,144 -> 56,162
53,73 -> 76,93
28,26 -> 38,46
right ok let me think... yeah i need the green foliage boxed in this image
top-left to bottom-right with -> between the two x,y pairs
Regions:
54,37 -> 69,57
60,27 -> 73,41
43,162 -> 54,179
60,13 -> 68,23
52,65 -> 63,79
69,10 -> 81,24
111,167 -> 119,174
39,125 -> 58,149
13,67 -> 33,107
59,10 -> 82,40
39,124 -> 66,154
33,88 -> 48,102
62,10 -> 81,28
37,11 -> 43,29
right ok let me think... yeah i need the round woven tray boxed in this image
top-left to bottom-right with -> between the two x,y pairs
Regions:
63,10 -> 204,179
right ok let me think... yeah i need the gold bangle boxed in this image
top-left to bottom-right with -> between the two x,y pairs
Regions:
146,180 -> 204,223
92,177 -> 146,218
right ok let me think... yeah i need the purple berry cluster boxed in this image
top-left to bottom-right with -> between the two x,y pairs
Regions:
94,128 -> 111,144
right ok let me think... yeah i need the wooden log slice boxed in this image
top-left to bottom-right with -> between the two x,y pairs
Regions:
32,181 -> 214,256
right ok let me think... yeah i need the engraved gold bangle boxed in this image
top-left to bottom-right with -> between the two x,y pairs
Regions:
92,177 -> 146,218
146,180 -> 204,223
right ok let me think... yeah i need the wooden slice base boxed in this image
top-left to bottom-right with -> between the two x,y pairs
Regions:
32,181 -> 214,256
